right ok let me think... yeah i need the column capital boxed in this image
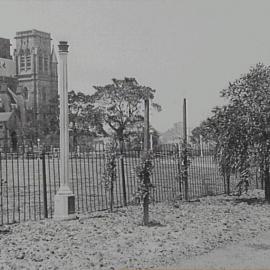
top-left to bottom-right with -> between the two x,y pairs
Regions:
58,41 -> 69,53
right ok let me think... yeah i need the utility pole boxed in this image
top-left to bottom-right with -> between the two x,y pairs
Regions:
144,99 -> 150,152
183,98 -> 188,201
143,98 -> 150,225
200,134 -> 203,157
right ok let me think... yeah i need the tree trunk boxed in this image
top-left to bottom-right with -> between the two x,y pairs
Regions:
261,164 -> 264,190
110,173 -> 114,212
119,138 -> 127,206
255,167 -> 258,189
226,169 -> 230,195
143,179 -> 150,226
264,165 -> 270,203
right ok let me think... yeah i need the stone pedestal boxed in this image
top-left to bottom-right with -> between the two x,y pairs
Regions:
54,185 -> 76,220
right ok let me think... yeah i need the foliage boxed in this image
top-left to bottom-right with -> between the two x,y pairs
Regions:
103,139 -> 118,190
133,151 -> 155,205
23,91 -> 97,146
22,77 -> 162,148
190,124 -> 209,144
68,90 -> 98,147
22,97 -> 59,145
103,138 -> 118,211
127,125 -> 160,150
176,141 -> 193,187
200,63 -> 270,200
91,78 -> 161,143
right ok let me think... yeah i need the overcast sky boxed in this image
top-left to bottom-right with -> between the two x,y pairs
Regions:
1,0 -> 270,133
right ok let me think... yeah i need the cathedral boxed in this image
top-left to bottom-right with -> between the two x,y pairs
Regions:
0,29 -> 58,151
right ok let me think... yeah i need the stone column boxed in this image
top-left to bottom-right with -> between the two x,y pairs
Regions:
54,41 -> 76,220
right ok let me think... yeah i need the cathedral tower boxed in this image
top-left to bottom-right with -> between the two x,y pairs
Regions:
14,30 -> 58,123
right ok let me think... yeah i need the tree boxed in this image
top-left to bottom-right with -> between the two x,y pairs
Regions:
23,91 -> 98,149
202,104 -> 250,194
190,123 -> 212,145
91,78 -> 161,144
103,138 -> 118,212
68,91 -> 98,150
202,63 -> 270,201
22,97 -> 59,148
92,77 -> 161,210
127,125 -> 160,151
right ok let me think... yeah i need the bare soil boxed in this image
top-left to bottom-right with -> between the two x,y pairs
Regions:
0,189 -> 269,270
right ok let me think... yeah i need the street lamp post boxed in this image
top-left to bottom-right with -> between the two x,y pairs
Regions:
54,41 -> 76,220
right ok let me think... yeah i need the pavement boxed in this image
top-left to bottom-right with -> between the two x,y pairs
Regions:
167,230 -> 270,270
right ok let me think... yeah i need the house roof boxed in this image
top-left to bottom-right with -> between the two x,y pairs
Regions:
0,111 -> 12,122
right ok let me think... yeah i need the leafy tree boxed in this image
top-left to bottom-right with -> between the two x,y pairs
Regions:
23,91 -> 98,149
22,97 -> 59,148
91,77 -> 161,146
92,78 -> 160,217
203,104 -> 250,194
190,123 -> 212,144
103,138 -> 118,212
202,63 -> 270,201
68,91 -> 98,149
127,125 -> 160,151
134,151 -> 155,225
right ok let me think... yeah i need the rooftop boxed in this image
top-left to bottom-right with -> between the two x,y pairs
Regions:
15,29 -> 51,40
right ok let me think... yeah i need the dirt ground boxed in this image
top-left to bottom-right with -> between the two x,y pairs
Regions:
0,189 -> 270,270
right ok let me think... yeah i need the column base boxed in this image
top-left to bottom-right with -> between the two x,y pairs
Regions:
54,185 -> 76,220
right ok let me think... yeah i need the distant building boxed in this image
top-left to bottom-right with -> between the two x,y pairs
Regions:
0,29 -> 58,151
159,122 -> 184,144
0,37 -> 12,59
160,122 -> 192,144
14,29 -> 58,114
0,78 -> 24,151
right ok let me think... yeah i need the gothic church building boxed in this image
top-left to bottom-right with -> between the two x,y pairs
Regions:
0,29 -> 58,151
14,30 -> 58,113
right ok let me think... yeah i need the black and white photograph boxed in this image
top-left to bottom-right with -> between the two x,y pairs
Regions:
1,0 -> 270,269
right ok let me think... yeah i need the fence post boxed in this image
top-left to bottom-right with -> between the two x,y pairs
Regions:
42,150 -> 48,219
183,98 -> 189,201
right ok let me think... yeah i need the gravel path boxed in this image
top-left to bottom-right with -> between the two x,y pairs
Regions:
0,190 -> 270,270
172,229 -> 270,270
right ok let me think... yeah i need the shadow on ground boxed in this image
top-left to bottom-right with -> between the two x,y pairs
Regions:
233,197 -> 266,205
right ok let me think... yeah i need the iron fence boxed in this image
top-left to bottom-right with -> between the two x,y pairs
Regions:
0,143 -> 261,225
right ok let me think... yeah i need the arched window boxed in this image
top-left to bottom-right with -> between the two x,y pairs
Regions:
20,55 -> 25,71
23,87 -> 29,100
44,56 -> 48,73
39,56 -> 43,72
26,49 -> 31,70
